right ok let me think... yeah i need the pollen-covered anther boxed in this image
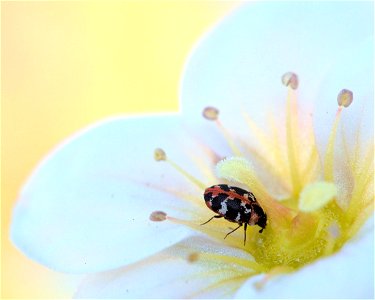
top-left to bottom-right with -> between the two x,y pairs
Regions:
149,211 -> 167,222
281,72 -> 299,90
299,181 -> 337,212
337,89 -> 353,107
202,106 -> 219,120
154,148 -> 166,161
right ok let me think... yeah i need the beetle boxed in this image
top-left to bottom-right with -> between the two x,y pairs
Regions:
201,184 -> 267,245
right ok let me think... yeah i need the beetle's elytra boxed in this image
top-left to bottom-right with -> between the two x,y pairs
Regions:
202,184 -> 267,245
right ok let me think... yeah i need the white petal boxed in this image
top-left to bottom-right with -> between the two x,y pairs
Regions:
75,236 -> 254,298
235,218 -> 374,299
11,115 -> 217,273
180,1 -> 372,143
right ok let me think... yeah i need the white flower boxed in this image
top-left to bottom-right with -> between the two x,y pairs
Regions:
10,1 -> 373,298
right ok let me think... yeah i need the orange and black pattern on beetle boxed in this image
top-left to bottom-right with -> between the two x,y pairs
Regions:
202,184 -> 267,245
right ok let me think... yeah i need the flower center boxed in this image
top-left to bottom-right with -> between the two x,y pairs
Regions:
210,72 -> 373,274
152,71 -> 373,282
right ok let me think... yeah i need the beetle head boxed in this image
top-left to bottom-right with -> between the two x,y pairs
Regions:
257,212 -> 267,233
251,204 -> 267,233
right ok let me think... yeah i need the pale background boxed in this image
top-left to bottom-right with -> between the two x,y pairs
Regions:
1,1 -> 241,298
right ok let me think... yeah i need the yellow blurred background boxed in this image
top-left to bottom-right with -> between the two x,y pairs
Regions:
1,1 -> 240,298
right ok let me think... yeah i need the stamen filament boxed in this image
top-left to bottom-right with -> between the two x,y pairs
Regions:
286,87 -> 302,196
324,106 -> 343,181
154,148 -> 207,190
202,106 -> 242,156
300,145 -> 319,182
351,126 -> 363,173
242,112 -> 290,188
242,112 -> 272,152
354,145 -> 374,194
267,112 -> 289,174
215,119 -> 242,156
185,142 -> 220,183
166,158 -> 207,190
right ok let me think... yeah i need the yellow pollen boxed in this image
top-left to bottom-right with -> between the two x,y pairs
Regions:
202,106 -> 219,120
337,89 -> 353,107
281,72 -> 299,90
154,148 -> 166,161
149,211 -> 167,221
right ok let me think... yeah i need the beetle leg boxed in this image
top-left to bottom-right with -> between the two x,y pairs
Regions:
224,223 -> 243,240
244,223 -> 247,245
200,215 -> 222,226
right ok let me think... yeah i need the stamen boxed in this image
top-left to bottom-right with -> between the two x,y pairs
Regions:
154,148 -> 166,161
149,211 -> 167,221
337,89 -> 353,107
324,89 -> 353,181
153,148 -> 206,189
215,119 -> 242,156
285,79 -> 302,196
281,72 -> 299,90
242,111 -> 288,175
298,181 -> 337,212
202,106 -> 219,120
202,106 -> 242,156
166,159 -> 206,189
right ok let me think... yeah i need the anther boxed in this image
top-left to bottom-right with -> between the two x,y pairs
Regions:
324,89 -> 351,181
154,148 -> 166,161
337,89 -> 353,107
187,252 -> 199,263
149,211 -> 167,221
202,106 -> 219,121
281,72 -> 299,90
202,106 -> 241,155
